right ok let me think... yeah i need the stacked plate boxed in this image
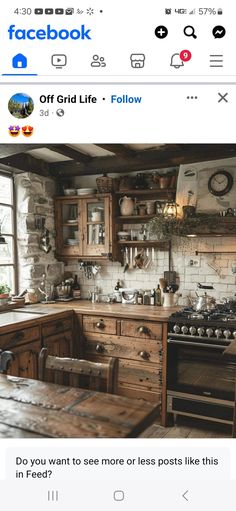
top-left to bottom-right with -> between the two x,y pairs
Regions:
66,239 -> 79,245
77,188 -> 96,196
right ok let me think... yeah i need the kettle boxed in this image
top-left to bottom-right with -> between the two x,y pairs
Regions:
190,292 -> 216,311
119,196 -> 135,216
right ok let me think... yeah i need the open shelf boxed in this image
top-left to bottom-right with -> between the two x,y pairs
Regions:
116,214 -> 156,222
115,188 -> 176,198
117,240 -> 169,248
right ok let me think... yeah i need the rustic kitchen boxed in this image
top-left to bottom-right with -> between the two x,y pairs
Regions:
0,143 -> 236,439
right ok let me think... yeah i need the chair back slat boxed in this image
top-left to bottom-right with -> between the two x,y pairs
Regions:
39,348 -> 118,394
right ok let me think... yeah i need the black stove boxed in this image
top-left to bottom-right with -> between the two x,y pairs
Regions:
167,304 -> 236,426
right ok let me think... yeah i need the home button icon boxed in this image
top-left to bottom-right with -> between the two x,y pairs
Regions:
12,53 -> 27,69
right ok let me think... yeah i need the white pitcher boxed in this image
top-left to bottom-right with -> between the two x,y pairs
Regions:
119,196 -> 135,216
163,292 -> 178,307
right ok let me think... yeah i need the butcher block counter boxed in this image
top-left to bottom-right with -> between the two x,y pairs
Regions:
41,300 -> 180,320
0,302 -> 178,425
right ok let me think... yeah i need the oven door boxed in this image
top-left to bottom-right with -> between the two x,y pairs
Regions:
167,338 -> 236,401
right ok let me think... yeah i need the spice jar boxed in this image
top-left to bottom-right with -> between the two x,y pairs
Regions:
137,291 -> 143,304
143,290 -> 150,305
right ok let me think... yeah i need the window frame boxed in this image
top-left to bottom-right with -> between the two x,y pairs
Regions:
0,171 -> 18,294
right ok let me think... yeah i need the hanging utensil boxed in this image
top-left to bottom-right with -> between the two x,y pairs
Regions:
164,241 -> 177,285
151,247 -> 155,263
124,247 -> 129,273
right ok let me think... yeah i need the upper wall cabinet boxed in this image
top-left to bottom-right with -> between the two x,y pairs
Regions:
55,194 -> 121,261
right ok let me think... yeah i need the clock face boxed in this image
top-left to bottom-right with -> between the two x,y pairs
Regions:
208,170 -> 233,197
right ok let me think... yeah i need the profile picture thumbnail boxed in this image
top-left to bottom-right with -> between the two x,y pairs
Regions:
8,92 -> 34,119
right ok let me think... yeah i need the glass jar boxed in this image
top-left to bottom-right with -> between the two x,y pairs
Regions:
143,290 -> 150,305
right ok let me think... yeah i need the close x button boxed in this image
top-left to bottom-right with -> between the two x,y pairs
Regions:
218,92 -> 228,103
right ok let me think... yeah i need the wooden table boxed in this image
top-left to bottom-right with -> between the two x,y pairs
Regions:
0,375 -> 160,438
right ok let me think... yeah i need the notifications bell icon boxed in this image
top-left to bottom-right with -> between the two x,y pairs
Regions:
170,53 -> 184,69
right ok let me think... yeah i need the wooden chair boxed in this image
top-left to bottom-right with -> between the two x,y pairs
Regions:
0,350 -> 14,374
38,347 -> 119,394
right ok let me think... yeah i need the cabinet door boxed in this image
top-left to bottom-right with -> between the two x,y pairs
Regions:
55,199 -> 82,257
43,331 -> 73,384
7,340 -> 41,380
82,197 -> 111,257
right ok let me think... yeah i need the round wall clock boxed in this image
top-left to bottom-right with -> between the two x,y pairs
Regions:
208,170 -> 233,196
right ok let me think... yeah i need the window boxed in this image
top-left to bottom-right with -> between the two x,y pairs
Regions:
0,174 -> 17,294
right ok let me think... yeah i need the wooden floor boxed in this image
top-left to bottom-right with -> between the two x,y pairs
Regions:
141,416 -> 232,438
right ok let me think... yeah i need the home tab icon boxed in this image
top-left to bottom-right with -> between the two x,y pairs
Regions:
12,53 -> 27,69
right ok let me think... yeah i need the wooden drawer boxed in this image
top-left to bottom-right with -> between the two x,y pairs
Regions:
0,326 -> 40,350
118,359 -> 162,391
84,333 -> 163,364
121,320 -> 162,340
83,315 -> 117,335
42,317 -> 72,338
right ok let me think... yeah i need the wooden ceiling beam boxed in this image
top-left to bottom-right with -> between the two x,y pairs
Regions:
0,153 -> 52,177
48,144 -> 236,177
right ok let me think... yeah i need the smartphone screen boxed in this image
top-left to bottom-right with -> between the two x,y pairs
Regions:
0,2 -> 235,509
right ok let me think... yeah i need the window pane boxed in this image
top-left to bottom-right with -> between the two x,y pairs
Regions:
0,237 -> 13,264
0,176 -> 12,205
0,206 -> 13,234
0,266 -> 14,293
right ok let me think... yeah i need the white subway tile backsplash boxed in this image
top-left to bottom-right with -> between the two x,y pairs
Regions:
75,236 -> 236,301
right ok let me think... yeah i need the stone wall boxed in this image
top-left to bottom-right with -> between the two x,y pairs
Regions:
15,173 -> 64,292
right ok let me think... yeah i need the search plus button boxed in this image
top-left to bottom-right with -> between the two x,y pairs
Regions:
184,25 -> 197,39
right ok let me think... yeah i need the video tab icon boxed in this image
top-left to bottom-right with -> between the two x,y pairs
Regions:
34,8 -> 43,14
51,54 -> 67,69
55,8 -> 64,14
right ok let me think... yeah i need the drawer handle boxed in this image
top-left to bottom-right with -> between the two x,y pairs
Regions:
137,326 -> 150,335
96,320 -> 105,330
96,343 -> 105,353
139,350 -> 150,360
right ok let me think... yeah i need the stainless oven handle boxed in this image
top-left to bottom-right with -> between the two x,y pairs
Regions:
168,338 -> 225,350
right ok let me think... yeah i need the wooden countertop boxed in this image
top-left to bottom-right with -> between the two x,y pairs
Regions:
0,300 -> 177,336
30,300 -> 180,321
0,307 -> 73,333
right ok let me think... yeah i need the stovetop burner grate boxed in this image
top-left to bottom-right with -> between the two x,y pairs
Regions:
170,306 -> 236,323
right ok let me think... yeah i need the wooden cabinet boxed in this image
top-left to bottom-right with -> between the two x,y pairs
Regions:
1,325 -> 41,380
42,315 -> 74,385
1,312 -> 74,384
81,313 -> 166,420
7,340 -> 41,380
55,194 -> 120,261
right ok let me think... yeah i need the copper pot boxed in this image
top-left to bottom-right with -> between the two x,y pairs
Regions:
159,176 -> 171,189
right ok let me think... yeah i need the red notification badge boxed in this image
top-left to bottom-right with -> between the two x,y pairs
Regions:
180,50 -> 192,62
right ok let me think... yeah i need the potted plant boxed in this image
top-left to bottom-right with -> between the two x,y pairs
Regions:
0,284 -> 10,305
149,214 -> 217,240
